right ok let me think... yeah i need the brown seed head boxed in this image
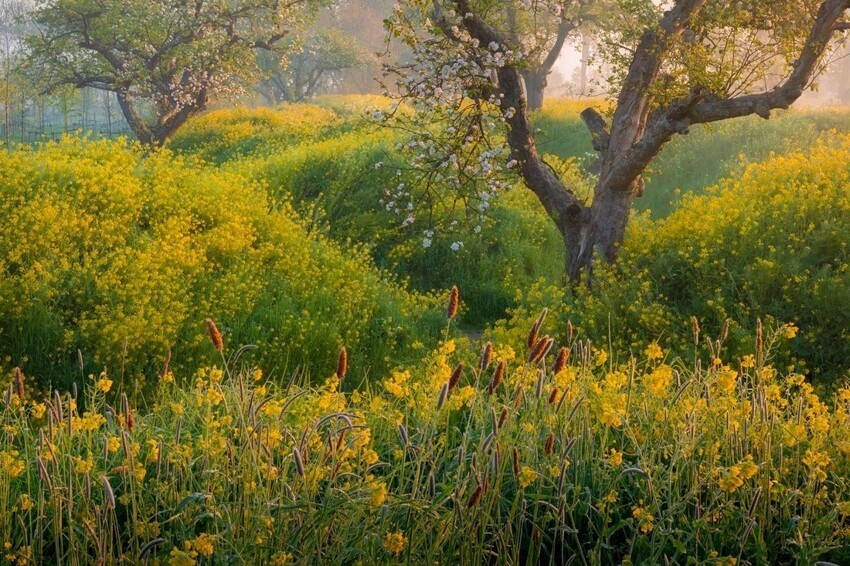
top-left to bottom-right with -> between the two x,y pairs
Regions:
548,386 -> 560,405
448,362 -> 464,391
293,447 -> 305,478
552,347 -> 569,374
498,407 -> 509,428
446,285 -> 459,319
162,350 -> 172,380
721,318 -> 731,342
487,361 -> 505,395
528,335 -> 550,363
467,484 -> 483,508
544,432 -> 555,456
479,342 -> 492,372
756,318 -> 763,355
511,447 -> 520,477
14,367 -> 24,400
336,347 -> 348,381
436,381 -> 449,410
102,476 -> 115,509
205,318 -> 223,352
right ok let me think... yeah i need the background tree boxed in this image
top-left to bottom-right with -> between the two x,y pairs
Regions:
25,0 -> 329,145
384,0 -> 850,280
1,0 -> 31,144
258,28 -> 366,103
505,0 -> 610,110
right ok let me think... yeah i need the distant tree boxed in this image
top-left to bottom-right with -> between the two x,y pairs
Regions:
25,0 -> 329,145
384,0 -> 850,280
1,0 -> 30,144
258,29 -> 366,103
505,0 -> 612,110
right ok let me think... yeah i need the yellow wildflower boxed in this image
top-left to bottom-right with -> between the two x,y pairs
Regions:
383,531 -> 408,554
19,494 -> 34,511
518,466 -> 539,488
190,534 -> 215,557
644,342 -> 663,361
96,377 -> 113,393
369,481 -> 388,506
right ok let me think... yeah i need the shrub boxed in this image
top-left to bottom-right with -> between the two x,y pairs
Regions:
166,104 -> 342,164
0,137 -> 441,392
500,136 -> 850,382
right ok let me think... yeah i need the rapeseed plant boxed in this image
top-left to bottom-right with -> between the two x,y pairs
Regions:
0,309 -> 847,564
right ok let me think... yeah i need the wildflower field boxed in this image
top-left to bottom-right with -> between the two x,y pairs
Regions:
1,97 -> 849,564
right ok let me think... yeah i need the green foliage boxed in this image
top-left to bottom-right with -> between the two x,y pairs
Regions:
172,103 -> 566,326
502,136 -> 850,381
166,104 -> 343,164
0,137 -> 441,392
535,99 -> 850,217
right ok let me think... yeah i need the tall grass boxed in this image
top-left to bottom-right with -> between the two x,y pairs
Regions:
2,308 -> 850,564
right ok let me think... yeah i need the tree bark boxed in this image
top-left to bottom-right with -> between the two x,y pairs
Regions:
115,90 -> 154,145
454,0 -> 850,282
522,68 -> 547,112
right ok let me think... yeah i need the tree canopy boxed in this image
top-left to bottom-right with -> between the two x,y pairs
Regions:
383,0 -> 850,279
25,0 -> 330,144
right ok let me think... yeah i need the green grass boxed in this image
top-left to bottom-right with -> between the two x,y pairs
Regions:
2,318 -> 850,564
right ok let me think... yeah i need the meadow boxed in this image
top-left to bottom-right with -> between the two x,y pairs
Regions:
1,97 -> 849,564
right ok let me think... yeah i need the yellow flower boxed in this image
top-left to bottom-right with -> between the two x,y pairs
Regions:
30,402 -> 46,419
270,552 -> 294,565
632,505 -> 654,533
719,468 -> 744,493
608,449 -> 624,467
369,480 -> 388,506
107,436 -> 121,453
19,494 -> 34,511
803,448 -> 830,482
644,364 -> 672,397
518,466 -> 539,488
168,547 -> 197,566
190,533 -> 215,557
362,449 -> 379,466
262,399 -> 283,418
74,456 -> 94,474
716,369 -> 738,393
592,347 -> 608,367
782,323 -> 798,339
738,456 -> 759,480
644,342 -> 663,361
96,377 -> 113,393
383,531 -> 408,554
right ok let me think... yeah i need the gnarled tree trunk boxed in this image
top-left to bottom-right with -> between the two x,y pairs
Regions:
455,0 -> 850,282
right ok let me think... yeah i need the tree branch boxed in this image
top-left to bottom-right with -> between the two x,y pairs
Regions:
603,0 -> 849,193
689,0 -> 850,125
453,0 -> 585,227
580,107 -> 609,152
540,18 -> 576,72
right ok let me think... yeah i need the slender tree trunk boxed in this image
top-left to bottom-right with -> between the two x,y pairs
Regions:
579,32 -> 591,96
522,68 -> 547,112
